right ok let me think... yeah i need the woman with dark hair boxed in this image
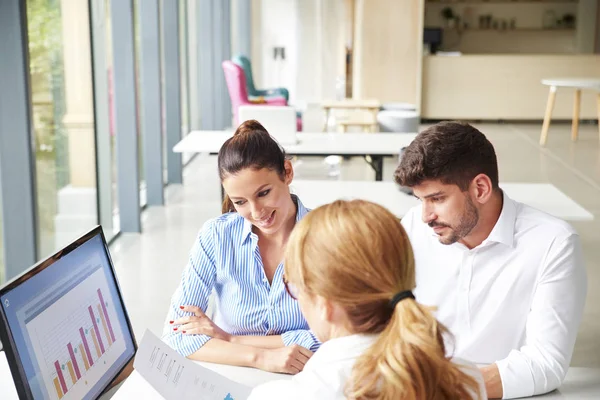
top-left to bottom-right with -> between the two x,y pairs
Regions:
163,120 -> 316,374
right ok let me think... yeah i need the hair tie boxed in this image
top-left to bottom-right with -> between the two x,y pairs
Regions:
389,290 -> 415,308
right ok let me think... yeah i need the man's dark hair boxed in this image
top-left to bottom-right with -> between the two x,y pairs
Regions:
394,121 -> 499,191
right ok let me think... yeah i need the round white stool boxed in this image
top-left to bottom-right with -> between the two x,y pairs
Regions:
377,109 -> 420,133
540,78 -> 600,146
381,102 -> 417,111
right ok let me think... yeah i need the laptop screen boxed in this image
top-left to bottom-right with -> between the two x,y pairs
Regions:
0,227 -> 136,400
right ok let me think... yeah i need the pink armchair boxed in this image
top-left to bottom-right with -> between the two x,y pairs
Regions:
222,61 -> 301,130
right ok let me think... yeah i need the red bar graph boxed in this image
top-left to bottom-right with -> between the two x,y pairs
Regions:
88,306 -> 105,354
79,328 -> 94,367
97,289 -> 116,343
67,343 -> 81,380
42,285 -> 119,399
54,360 -> 68,395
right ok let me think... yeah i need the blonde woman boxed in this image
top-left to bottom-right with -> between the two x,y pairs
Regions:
249,200 -> 486,400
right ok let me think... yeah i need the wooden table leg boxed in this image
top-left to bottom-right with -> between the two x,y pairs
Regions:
597,93 -> 600,142
540,86 -> 557,146
323,107 -> 330,132
571,89 -> 581,141
370,108 -> 379,133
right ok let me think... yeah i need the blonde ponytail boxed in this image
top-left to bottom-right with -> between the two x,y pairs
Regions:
349,299 -> 482,400
284,200 -> 483,400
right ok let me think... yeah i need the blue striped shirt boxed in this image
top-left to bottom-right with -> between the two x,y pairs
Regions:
163,196 -> 320,356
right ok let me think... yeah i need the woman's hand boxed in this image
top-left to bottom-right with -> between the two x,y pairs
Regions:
171,305 -> 231,342
255,345 -> 313,375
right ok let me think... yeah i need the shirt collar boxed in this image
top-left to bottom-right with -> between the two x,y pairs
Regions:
305,334 -> 378,368
241,194 -> 309,244
481,190 -> 516,248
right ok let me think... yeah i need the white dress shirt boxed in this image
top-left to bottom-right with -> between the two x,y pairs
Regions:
248,334 -> 485,400
401,191 -> 587,399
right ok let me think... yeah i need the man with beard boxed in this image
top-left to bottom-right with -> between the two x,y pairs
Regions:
395,121 -> 587,399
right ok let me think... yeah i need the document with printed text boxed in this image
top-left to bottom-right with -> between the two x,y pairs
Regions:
134,330 -> 252,400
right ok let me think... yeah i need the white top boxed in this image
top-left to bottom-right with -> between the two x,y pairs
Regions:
401,192 -> 587,399
173,131 -> 416,155
248,334 -> 486,400
290,180 -> 593,221
321,98 -> 381,109
541,78 -> 600,90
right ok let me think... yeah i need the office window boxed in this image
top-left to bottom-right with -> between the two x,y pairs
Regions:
180,0 -> 190,139
27,0 -> 99,256
92,0 -> 119,242
133,0 -> 147,207
0,195 -> 4,284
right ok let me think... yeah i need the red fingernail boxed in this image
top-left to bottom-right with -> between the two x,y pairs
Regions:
179,306 -> 184,309
169,320 -> 174,324
182,331 -> 186,334
173,327 -> 178,331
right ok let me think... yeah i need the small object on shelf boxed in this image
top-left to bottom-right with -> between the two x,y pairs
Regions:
542,10 -> 556,29
441,7 -> 457,28
479,14 -> 493,29
562,14 -> 575,29
463,7 -> 475,29
510,18 -> 516,29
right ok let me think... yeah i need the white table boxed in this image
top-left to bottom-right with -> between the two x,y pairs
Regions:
290,180 -> 594,221
112,366 -> 600,399
173,131 -> 417,181
321,99 -> 381,132
540,78 -> 600,146
3,349 -> 599,400
0,351 -> 121,399
111,361 -> 291,400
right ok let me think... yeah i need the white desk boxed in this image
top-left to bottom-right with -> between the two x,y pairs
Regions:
290,180 -> 594,221
3,349 -> 599,400
173,131 -> 417,181
0,352 -> 121,399
114,365 -> 600,399
321,99 -> 382,132
111,361 -> 291,400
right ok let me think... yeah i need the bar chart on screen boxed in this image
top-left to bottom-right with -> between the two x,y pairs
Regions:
25,267 -> 125,399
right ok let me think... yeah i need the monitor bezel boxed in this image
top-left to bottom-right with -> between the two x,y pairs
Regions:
0,225 -> 137,399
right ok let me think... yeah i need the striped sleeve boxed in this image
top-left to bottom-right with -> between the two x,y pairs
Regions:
162,221 -> 218,356
281,329 -> 321,352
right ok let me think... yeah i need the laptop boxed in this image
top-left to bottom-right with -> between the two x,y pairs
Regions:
238,105 -> 299,145
0,226 -> 137,399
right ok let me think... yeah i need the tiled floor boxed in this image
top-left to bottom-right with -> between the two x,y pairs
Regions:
109,122 -> 600,367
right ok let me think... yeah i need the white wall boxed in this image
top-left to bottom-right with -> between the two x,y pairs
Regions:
251,0 -> 298,102
250,0 -> 347,106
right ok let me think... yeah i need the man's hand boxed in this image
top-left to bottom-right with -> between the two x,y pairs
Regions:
171,305 -> 232,342
480,363 -> 503,399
